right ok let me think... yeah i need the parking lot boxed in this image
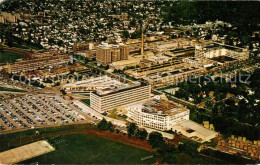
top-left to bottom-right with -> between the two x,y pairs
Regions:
0,94 -> 96,133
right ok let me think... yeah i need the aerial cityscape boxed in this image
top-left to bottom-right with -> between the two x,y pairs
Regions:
0,0 -> 259,164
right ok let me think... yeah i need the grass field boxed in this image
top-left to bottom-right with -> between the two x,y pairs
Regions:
0,50 -> 24,63
176,153 -> 228,164
0,86 -> 27,93
21,134 -> 156,164
107,109 -> 127,121
81,99 -> 90,105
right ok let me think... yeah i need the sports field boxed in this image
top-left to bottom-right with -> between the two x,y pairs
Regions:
21,134 -> 156,164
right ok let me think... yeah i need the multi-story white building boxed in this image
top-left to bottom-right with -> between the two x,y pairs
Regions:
124,98 -> 190,131
90,82 -> 151,113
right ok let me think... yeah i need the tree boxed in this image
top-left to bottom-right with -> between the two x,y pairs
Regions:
158,142 -> 179,164
148,132 -> 164,149
106,121 -> 114,132
57,40 -> 63,46
178,140 -> 200,157
130,19 -> 136,27
97,118 -> 108,130
48,38 -> 55,45
127,123 -> 138,137
122,30 -> 130,39
135,129 -> 148,140
60,89 -> 66,95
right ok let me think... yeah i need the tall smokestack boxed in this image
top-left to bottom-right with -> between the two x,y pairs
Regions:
141,32 -> 144,59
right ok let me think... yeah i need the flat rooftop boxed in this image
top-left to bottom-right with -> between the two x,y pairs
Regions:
95,81 -> 142,96
75,75 -> 142,96
172,120 -> 218,142
0,140 -> 55,164
125,98 -> 188,116
63,75 -> 126,89
204,43 -> 244,52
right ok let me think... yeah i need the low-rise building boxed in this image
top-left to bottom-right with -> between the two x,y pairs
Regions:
124,97 -> 189,131
195,43 -> 249,61
7,52 -> 71,74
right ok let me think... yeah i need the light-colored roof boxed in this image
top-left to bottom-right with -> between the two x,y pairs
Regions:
0,140 -> 55,164
171,120 -> 218,142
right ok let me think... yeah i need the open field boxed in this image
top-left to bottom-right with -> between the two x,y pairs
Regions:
176,153 -> 228,164
0,125 -> 236,164
0,50 -> 24,63
21,134 -> 156,164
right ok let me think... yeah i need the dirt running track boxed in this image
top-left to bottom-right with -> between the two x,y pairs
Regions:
44,130 -> 155,152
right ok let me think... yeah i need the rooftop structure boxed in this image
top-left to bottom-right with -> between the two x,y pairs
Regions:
124,97 -> 189,131
62,75 -> 129,94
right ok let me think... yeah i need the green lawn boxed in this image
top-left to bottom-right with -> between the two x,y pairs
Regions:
0,86 -> 27,93
81,99 -> 90,105
176,153 -> 228,164
0,50 -> 24,63
107,109 -> 127,121
21,134 -> 155,164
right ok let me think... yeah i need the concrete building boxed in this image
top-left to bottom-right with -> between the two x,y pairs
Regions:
0,12 -> 21,23
96,46 -> 111,65
125,60 -> 207,88
120,45 -> 129,60
124,98 -> 189,131
96,43 -> 129,65
172,120 -> 218,143
90,83 -> 151,113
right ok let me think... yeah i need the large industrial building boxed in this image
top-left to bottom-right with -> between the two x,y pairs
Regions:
7,52 -> 71,74
125,59 -> 208,88
90,82 -> 151,113
124,97 -> 190,131
195,43 -> 250,61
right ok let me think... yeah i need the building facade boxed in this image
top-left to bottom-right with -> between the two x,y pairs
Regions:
90,84 -> 151,113
96,44 -> 129,65
124,98 -> 189,131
